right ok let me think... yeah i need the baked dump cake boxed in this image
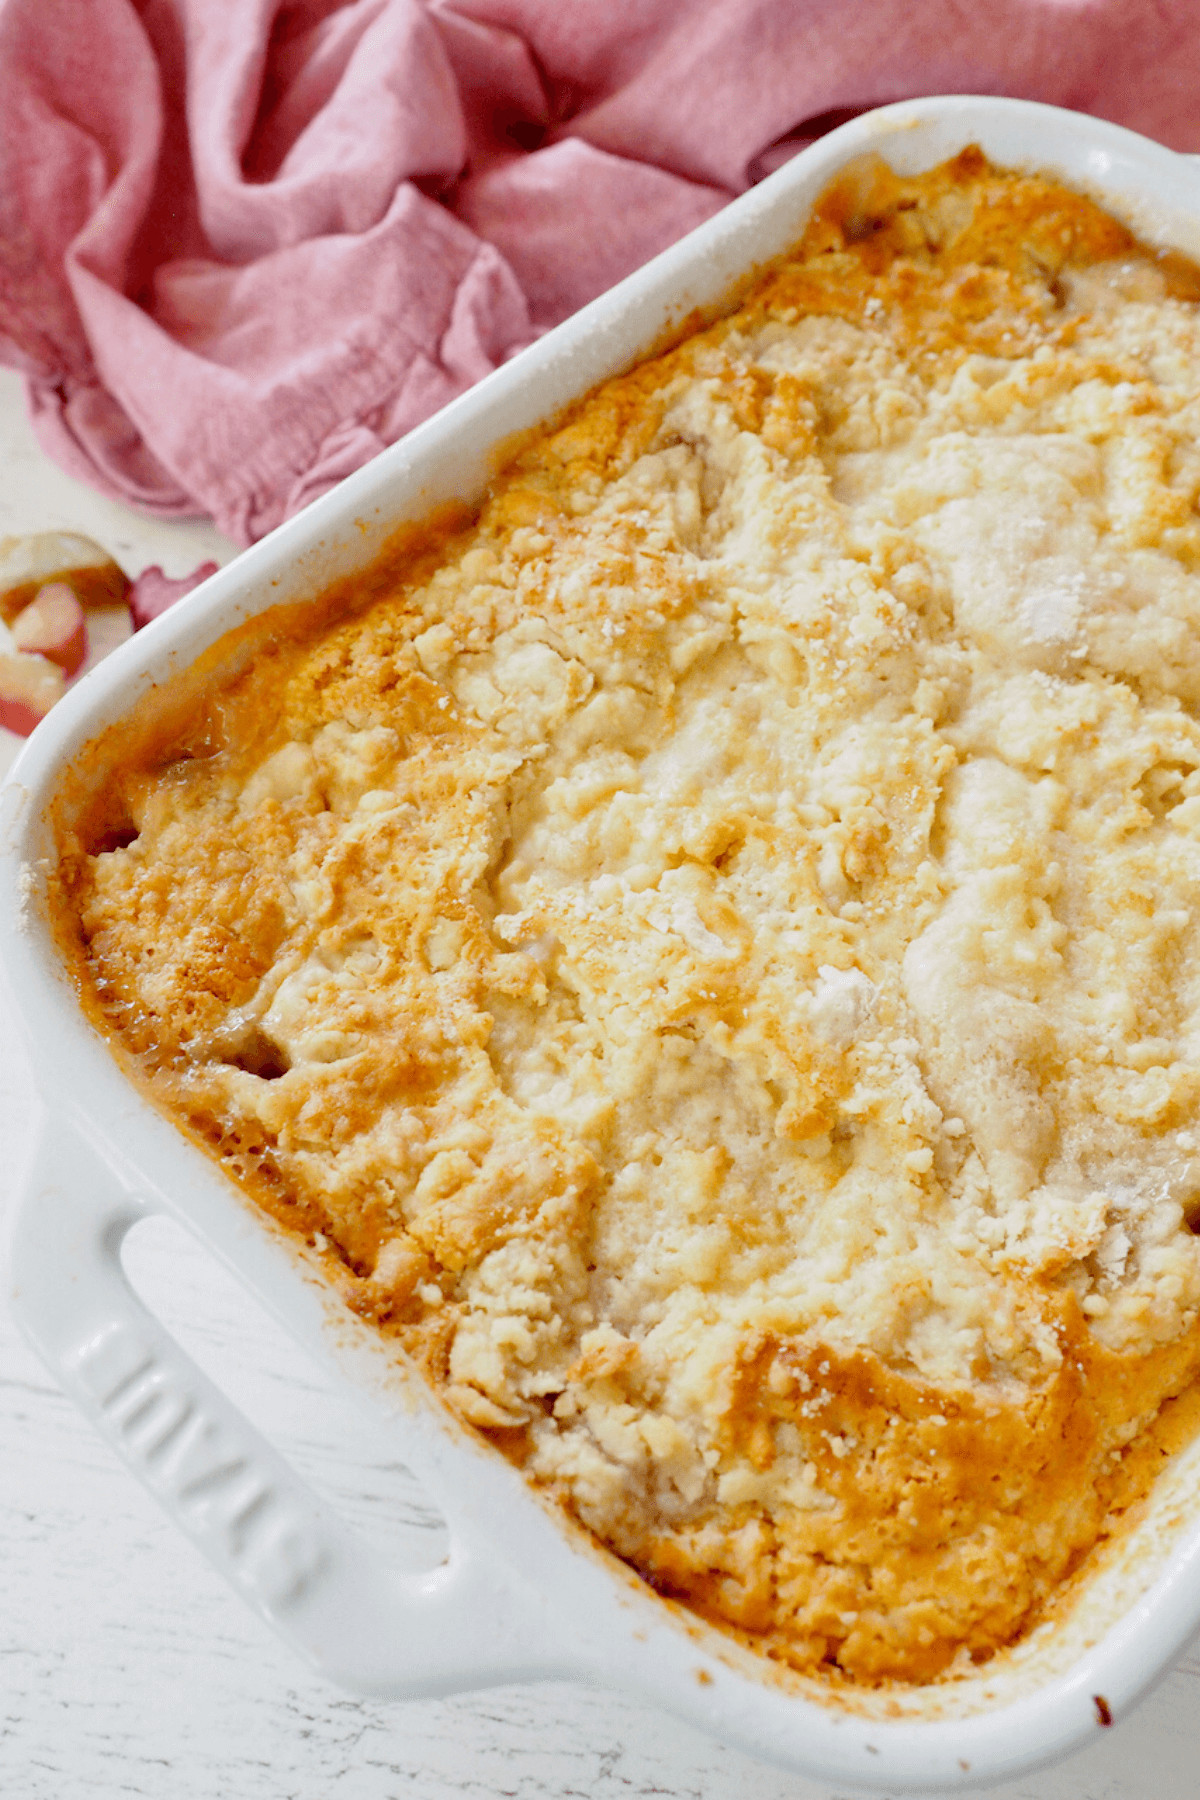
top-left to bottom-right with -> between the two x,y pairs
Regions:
55,150 -> 1200,1685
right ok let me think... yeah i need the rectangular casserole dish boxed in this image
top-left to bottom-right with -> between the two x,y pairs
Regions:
8,95 -> 1200,1793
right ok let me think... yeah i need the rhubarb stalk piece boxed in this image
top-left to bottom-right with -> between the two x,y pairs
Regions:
0,534 -> 135,738
0,532 -> 129,622
11,583 -> 88,675
0,650 -> 64,735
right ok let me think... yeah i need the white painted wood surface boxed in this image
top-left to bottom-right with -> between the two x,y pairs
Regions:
3,364 -> 1200,1800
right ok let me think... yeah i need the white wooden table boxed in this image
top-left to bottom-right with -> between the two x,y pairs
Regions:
3,364 -> 1200,1800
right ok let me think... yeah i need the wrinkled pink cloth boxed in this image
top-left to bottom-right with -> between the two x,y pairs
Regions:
4,2 -> 1200,546
128,560 -> 218,626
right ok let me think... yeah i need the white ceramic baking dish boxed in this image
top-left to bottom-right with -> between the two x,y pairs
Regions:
8,95 -> 1200,1793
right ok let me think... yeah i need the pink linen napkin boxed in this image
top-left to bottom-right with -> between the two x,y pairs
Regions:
3,0 -> 1200,547
128,561 -> 219,627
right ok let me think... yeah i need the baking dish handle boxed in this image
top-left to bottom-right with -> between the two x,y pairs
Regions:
7,1119 -> 574,1699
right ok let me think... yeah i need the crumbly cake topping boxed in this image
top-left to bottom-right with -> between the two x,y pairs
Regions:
59,151 -> 1200,1685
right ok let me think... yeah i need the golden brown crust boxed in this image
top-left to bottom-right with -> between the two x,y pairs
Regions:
51,150 -> 1200,1685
